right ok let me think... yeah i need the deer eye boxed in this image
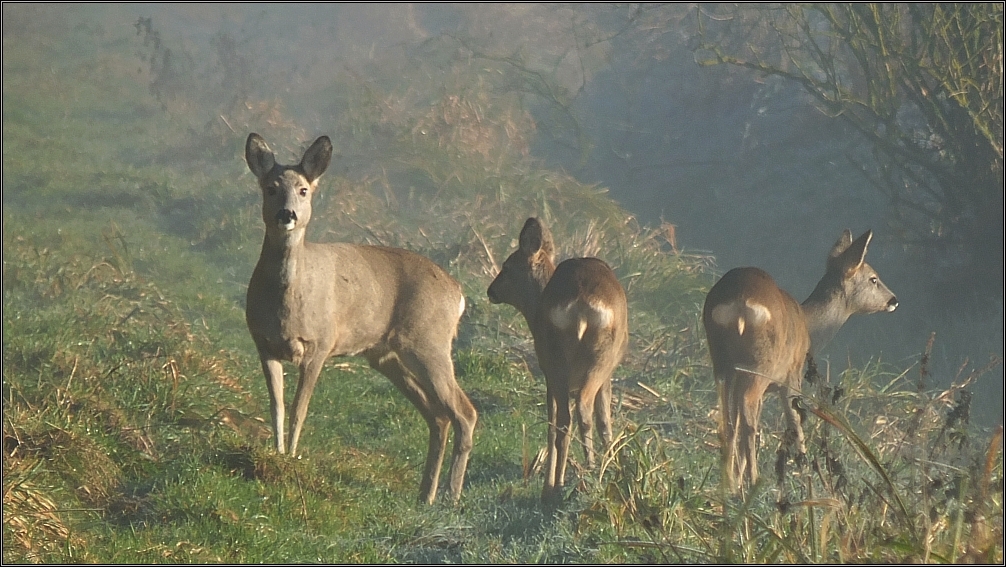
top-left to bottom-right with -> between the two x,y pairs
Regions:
869,276 -> 878,285
299,187 -> 308,197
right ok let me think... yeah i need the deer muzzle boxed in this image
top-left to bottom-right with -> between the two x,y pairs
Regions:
275,209 -> 298,230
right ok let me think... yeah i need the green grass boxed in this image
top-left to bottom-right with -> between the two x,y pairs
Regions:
3,5 -> 1001,563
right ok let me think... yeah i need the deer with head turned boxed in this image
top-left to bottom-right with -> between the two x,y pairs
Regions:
244,133 -> 477,504
487,217 -> 629,503
702,229 -> 898,493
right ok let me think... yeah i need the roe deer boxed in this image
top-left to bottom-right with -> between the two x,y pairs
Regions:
702,229 -> 898,492
487,217 -> 629,503
244,133 -> 477,504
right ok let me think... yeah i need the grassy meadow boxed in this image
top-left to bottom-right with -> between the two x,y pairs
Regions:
3,5 -> 1001,563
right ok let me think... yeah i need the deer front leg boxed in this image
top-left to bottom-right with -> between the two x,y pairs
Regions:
542,385 -> 563,503
259,354 -> 286,454
780,377 -> 807,462
287,353 -> 327,456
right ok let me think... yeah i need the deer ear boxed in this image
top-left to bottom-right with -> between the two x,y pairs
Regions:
246,133 -> 276,179
518,217 -> 555,260
301,136 -> 332,182
828,229 -> 854,259
830,230 -> 872,276
519,218 -> 545,255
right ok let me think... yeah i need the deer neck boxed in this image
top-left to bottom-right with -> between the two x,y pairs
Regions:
801,277 -> 852,354
522,260 -> 556,328
259,229 -> 308,292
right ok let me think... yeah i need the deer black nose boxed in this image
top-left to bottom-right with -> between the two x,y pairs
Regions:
887,296 -> 898,312
276,209 -> 297,225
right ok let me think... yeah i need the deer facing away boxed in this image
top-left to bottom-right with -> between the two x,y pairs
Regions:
702,229 -> 898,492
487,217 -> 629,503
244,133 -> 477,504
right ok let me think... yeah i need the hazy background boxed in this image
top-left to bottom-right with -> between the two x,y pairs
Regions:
4,3 -> 1002,422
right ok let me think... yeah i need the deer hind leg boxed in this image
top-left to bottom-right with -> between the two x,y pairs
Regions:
576,357 -> 618,469
398,347 -> 477,504
369,349 -> 447,504
718,372 -> 744,492
575,385 -> 599,470
428,354 -> 477,503
594,379 -> 613,459
737,373 -> 765,488
574,400 -> 595,471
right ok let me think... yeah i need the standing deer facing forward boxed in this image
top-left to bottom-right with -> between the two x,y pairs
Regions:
244,133 -> 477,504
487,218 -> 628,503
703,230 -> 898,492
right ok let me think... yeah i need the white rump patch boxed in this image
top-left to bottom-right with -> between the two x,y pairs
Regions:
711,302 -> 741,330
743,299 -> 772,326
710,299 -> 772,336
587,298 -> 615,329
549,298 -> 614,341
458,295 -> 466,318
549,302 -> 577,331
